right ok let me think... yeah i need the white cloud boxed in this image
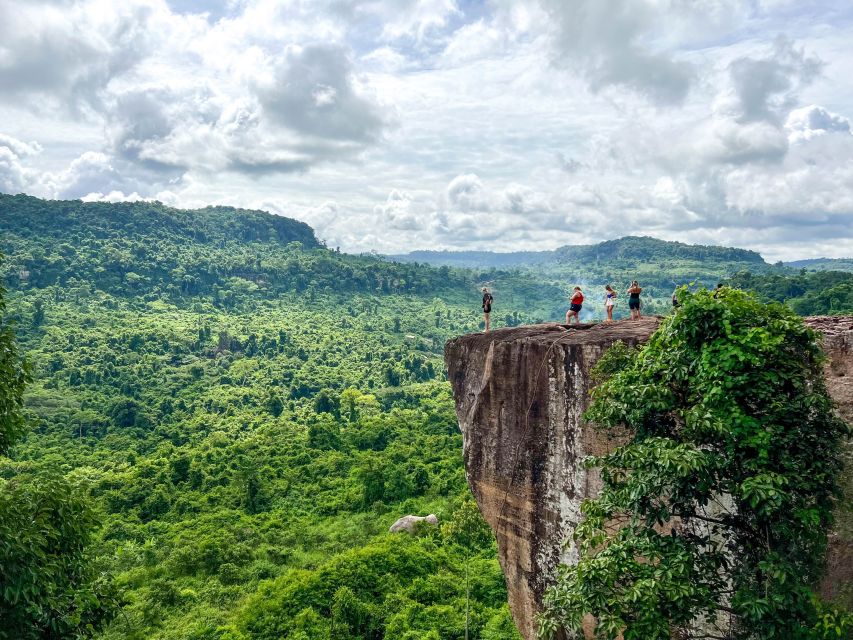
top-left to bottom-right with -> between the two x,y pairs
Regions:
0,0 -> 852,259
360,46 -> 410,72
47,152 -> 138,199
81,190 -> 148,203
445,174 -> 490,211
255,43 -> 388,144
696,118 -> 789,165
785,105 -> 851,143
725,36 -> 823,124
537,0 -> 700,105
0,134 -> 39,193
377,0 -> 461,44
374,190 -> 426,231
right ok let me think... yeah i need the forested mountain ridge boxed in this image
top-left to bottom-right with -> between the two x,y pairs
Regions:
1,193 -> 319,248
785,257 -> 853,272
549,235 -> 764,264
726,269 -> 853,316
0,194 -> 567,320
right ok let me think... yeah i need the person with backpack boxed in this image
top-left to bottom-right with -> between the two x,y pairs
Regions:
566,286 -> 584,324
482,287 -> 493,332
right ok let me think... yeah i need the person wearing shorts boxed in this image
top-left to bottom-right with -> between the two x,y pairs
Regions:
626,281 -> 642,319
482,287 -> 493,332
604,284 -> 616,322
566,286 -> 584,324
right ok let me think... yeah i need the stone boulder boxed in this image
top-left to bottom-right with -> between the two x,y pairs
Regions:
389,513 -> 438,534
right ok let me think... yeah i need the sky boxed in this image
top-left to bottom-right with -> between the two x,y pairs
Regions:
1,1 -> 852,260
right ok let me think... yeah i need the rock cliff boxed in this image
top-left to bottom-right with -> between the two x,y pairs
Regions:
445,316 -> 853,640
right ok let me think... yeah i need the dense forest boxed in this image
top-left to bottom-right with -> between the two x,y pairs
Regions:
727,270 -> 853,315
2,194 -> 852,640
1,195 -> 532,640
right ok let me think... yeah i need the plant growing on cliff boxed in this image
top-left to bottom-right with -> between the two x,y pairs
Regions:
538,287 -> 851,640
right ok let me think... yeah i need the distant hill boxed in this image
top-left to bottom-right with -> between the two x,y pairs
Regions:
785,258 -> 853,273
392,236 -> 765,270
0,194 -> 455,298
391,237 -> 770,310
2,193 -> 320,248
8,194 -> 830,320
549,236 -> 765,265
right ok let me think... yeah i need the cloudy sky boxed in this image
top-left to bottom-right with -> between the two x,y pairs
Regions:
1,0 -> 852,259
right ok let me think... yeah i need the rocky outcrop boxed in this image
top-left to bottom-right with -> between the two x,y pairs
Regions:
445,316 -> 853,640
809,317 -> 853,608
389,513 -> 438,533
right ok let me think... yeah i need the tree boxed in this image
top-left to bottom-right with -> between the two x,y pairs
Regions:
265,391 -> 284,417
0,257 -> 116,638
340,387 -> 361,422
357,458 -> 387,508
0,271 -> 29,455
32,299 -> 45,327
0,469 -> 118,639
108,398 -> 142,429
239,463 -> 271,515
313,389 -> 340,417
540,287 -> 851,640
308,418 -> 342,451
443,496 -> 494,640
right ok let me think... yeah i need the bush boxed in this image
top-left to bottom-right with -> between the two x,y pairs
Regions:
541,287 -> 851,639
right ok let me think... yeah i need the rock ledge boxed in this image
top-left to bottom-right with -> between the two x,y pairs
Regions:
445,317 -> 853,640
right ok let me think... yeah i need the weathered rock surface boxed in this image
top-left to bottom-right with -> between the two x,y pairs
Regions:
389,513 -> 438,533
445,316 -> 853,640
810,316 -> 853,608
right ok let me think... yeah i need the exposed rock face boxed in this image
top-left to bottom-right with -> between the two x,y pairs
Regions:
445,319 -> 662,639
445,316 -> 853,640
810,317 -> 853,608
389,513 -> 439,533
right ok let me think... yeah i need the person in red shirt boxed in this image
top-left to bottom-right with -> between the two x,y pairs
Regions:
565,286 -> 584,324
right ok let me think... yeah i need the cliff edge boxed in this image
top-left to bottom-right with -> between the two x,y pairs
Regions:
445,316 -> 853,640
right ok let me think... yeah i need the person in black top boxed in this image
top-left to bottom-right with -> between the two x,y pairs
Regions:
626,281 -> 642,319
482,287 -> 493,332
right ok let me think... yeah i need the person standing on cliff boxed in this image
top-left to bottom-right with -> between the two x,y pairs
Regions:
566,286 -> 584,324
482,287 -> 493,332
626,281 -> 642,319
604,284 -> 616,322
